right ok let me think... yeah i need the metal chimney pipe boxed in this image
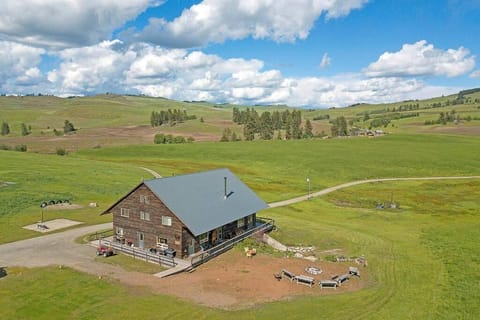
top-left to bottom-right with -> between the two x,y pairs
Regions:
224,177 -> 227,199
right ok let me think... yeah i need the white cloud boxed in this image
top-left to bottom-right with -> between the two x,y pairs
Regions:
470,70 -> 480,78
0,0 -> 159,48
319,53 -> 331,69
0,41 -> 45,92
135,0 -> 369,47
47,40 -> 136,94
0,39 -> 467,108
365,40 -> 476,78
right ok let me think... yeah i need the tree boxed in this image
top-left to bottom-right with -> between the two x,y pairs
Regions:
304,119 -> 313,138
220,128 -> 231,142
21,123 -> 30,136
63,120 -> 75,134
1,122 -> 10,136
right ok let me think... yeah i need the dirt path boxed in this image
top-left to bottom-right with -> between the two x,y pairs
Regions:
268,175 -> 480,208
139,167 -> 162,178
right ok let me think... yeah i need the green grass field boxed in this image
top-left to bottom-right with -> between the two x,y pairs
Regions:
0,92 -> 479,319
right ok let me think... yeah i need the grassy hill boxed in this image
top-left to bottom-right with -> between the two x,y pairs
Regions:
1,89 -> 479,153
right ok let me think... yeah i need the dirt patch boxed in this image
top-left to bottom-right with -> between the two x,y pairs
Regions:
23,219 -> 83,233
113,249 -> 366,309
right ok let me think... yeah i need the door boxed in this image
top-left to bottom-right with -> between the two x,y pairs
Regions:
137,232 -> 144,249
188,238 -> 195,255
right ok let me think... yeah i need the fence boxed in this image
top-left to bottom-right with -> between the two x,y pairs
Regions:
100,239 -> 177,268
191,217 -> 275,267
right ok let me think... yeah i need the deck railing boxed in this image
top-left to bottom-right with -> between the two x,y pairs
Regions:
100,239 -> 177,268
191,217 -> 275,267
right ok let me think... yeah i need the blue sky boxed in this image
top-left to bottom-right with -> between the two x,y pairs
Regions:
0,0 -> 479,107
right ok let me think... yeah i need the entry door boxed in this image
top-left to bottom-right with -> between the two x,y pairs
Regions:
216,227 -> 223,241
188,239 -> 195,255
137,232 -> 145,249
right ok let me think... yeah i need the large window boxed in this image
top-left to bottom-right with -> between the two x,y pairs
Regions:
140,194 -> 150,204
199,232 -> 209,244
140,211 -> 150,221
120,208 -> 130,217
162,216 -> 172,226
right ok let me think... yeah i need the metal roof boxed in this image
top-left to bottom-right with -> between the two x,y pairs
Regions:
144,168 -> 268,236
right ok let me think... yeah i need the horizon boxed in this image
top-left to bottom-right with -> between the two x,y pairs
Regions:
1,0 -> 479,108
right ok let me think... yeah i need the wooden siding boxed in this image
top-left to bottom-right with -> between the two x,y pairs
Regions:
111,184 -> 184,254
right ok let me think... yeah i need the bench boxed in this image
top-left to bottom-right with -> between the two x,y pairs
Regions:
319,280 -> 338,289
295,275 -> 315,287
349,266 -> 360,277
336,273 -> 350,286
281,269 -> 296,282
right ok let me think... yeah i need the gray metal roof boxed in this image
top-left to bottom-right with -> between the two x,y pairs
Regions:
144,168 -> 268,236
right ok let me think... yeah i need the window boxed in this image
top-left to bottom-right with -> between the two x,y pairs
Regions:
237,218 -> 245,228
247,215 -> 253,226
157,236 -> 167,244
140,194 -> 150,204
199,232 -> 208,244
162,216 -> 172,226
140,211 -> 150,221
120,208 -> 130,217
115,227 -> 124,236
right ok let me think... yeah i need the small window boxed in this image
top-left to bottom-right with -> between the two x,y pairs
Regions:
140,194 -> 150,204
120,208 -> 130,217
157,237 -> 168,244
237,218 -> 245,228
162,216 -> 172,226
247,215 -> 253,225
199,232 -> 208,244
140,211 -> 150,221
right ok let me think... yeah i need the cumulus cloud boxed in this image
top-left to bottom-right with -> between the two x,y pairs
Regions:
135,0 -> 368,47
0,38 -> 465,107
365,40 -> 476,78
0,0 -> 159,48
0,41 -> 45,92
47,40 -> 137,95
319,53 -> 331,69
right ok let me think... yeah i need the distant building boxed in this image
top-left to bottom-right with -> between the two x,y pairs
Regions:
102,169 -> 268,258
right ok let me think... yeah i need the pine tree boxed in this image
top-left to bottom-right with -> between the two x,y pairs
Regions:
63,120 -> 75,134
21,123 -> 30,136
1,122 -> 10,136
304,119 -> 313,138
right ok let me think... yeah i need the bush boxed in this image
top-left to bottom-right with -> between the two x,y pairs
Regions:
56,148 -> 67,156
14,144 -> 27,152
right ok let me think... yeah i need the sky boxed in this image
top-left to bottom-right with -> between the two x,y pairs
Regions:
0,0 -> 479,108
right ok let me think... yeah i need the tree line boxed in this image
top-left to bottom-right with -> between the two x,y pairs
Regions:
231,107 -> 313,141
150,109 -> 196,127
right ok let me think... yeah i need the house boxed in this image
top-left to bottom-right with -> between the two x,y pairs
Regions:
102,168 -> 268,258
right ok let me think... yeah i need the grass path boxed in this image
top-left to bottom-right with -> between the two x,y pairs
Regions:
268,175 -> 480,208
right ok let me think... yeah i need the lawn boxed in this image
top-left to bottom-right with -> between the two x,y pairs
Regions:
0,150 -> 145,243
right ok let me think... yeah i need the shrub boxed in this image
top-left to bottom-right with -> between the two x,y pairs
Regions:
14,144 -> 27,152
56,148 -> 67,156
